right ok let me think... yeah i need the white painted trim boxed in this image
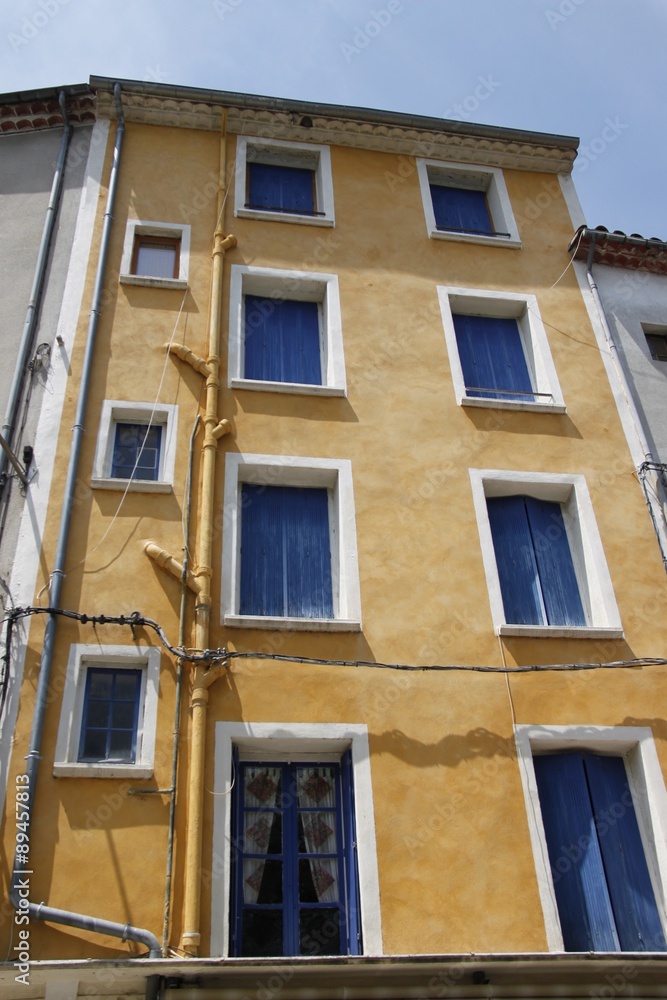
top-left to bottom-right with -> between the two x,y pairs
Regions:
437,286 -> 566,412
417,158 -> 521,248
221,453 -> 361,629
234,136 -> 335,227
210,722 -> 382,957
119,219 -> 190,289
228,265 -> 347,396
515,724 -> 667,952
53,644 -> 160,778
558,173 -> 587,231
0,120 -> 110,813
469,469 -> 622,637
91,399 -> 178,492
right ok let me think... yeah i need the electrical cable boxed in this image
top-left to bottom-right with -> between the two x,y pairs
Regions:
4,604 -> 667,676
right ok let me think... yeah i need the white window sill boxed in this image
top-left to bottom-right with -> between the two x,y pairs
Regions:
498,625 -> 624,639
119,274 -> 188,290
235,207 -> 335,228
91,478 -> 173,493
53,763 -> 153,779
230,378 -> 346,397
224,614 -> 362,633
429,230 -> 521,250
461,396 -> 567,414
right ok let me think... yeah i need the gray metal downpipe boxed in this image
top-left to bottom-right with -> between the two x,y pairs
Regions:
0,91 -> 72,492
10,84 -> 162,960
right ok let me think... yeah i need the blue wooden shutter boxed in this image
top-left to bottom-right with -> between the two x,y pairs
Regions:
524,497 -> 586,627
341,749 -> 362,954
240,484 -> 333,618
248,163 -> 315,214
487,496 -> 585,626
534,753 -> 619,951
244,296 -> 322,385
583,753 -> 665,951
452,314 -> 533,400
430,184 -> 493,234
487,495 -> 545,625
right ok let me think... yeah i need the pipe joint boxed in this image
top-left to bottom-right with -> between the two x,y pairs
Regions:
169,343 -> 211,378
212,419 -> 233,439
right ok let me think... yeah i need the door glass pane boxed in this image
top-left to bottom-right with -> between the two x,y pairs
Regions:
298,858 -> 338,903
244,811 -> 282,853
299,908 -> 342,956
241,910 -> 284,957
242,859 -> 283,904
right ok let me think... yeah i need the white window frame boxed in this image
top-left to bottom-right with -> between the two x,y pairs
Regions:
91,400 -> 178,493
211,721 -> 382,957
438,286 -> 566,413
221,453 -> 361,631
53,644 -> 160,778
119,220 -> 190,289
228,265 -> 346,396
234,136 -> 335,227
417,158 -> 521,248
515,724 -> 667,952
469,468 -> 622,638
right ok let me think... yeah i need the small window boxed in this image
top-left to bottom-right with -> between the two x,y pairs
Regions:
91,401 -> 177,493
111,423 -> 162,482
230,755 -> 361,957
53,645 -> 160,778
646,331 -> 667,362
534,751 -> 665,952
119,220 -> 190,289
417,159 -> 520,247
235,137 -> 335,227
222,454 -> 361,631
470,469 -> 623,639
78,667 -> 142,764
438,287 -> 565,412
228,265 -> 346,397
131,234 -> 180,279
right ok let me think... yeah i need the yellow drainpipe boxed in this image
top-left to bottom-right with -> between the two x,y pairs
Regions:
180,110 -> 236,956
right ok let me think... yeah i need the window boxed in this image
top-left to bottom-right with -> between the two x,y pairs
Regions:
417,159 -> 520,248
221,454 -> 361,631
515,725 -> 667,953
234,137 -> 335,227
240,485 -> 333,619
535,752 -> 665,952
438,287 -> 566,412
91,401 -> 178,493
119,220 -> 190,289
645,329 -> 667,362
487,495 -> 586,628
78,667 -> 142,764
228,266 -> 346,396
230,756 -> 360,957
110,422 -> 162,481
53,645 -> 160,778
211,722 -> 383,958
131,234 -> 180,279
470,469 -> 622,638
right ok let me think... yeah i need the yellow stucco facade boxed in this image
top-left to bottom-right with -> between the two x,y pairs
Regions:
1,80 -> 666,995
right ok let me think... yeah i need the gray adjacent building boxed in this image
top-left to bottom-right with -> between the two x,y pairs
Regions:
570,225 -> 667,570
0,85 -> 104,807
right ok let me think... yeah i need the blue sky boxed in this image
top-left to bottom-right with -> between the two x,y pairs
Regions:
1,0 -> 665,238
